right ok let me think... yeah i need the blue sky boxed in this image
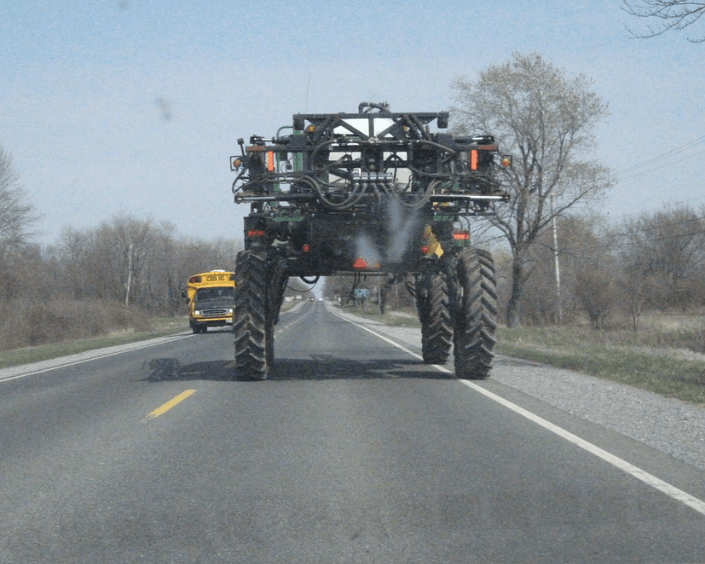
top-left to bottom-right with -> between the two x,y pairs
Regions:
1,0 -> 703,245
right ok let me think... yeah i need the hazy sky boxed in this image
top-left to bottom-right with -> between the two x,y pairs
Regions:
1,0 -> 703,246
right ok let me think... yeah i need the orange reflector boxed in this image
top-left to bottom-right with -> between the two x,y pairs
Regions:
266,151 -> 275,172
305,124 -> 316,133
470,149 -> 478,170
452,232 -> 469,240
353,258 -> 367,269
247,230 -> 265,237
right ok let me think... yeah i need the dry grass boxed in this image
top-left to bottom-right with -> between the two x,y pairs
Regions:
0,312 -> 188,370
0,298 -> 153,351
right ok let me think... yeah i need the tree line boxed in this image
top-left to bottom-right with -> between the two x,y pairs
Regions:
43,217 -> 240,313
0,148 -> 241,348
496,206 -> 705,330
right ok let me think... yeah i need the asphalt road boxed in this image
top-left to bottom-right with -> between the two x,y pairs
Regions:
1,300 -> 704,563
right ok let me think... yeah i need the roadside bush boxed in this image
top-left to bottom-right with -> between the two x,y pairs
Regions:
0,299 -> 152,350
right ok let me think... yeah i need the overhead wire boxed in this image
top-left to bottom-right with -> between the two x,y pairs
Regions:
614,133 -> 705,177
617,147 -> 705,182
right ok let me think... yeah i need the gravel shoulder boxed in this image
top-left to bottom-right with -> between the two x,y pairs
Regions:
329,303 -> 705,473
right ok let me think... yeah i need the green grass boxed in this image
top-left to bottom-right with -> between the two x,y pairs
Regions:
0,318 -> 188,371
495,326 -> 705,404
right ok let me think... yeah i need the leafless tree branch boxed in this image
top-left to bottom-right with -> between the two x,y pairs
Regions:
622,0 -> 705,42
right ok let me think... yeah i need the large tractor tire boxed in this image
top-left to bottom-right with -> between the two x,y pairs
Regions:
452,248 -> 498,380
233,250 -> 269,381
266,257 -> 288,367
415,271 -> 453,364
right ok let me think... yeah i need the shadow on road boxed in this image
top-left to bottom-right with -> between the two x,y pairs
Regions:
142,356 -> 452,382
142,358 -> 233,382
269,357 -> 452,380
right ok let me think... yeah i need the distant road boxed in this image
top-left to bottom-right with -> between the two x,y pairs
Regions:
1,300 -> 704,563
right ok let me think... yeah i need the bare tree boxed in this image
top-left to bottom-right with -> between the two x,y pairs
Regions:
111,215 -> 154,307
451,53 -> 614,327
0,145 -> 39,259
617,252 -> 654,331
83,214 -> 157,307
58,227 -> 92,299
574,266 -> 619,330
618,206 -> 705,310
559,217 -> 622,329
622,0 -> 705,41
512,214 -> 609,326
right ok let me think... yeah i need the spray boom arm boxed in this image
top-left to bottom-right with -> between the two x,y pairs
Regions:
231,103 -> 510,214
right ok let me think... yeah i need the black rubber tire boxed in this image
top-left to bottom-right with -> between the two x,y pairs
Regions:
452,248 -> 498,380
233,250 -> 269,381
266,257 -> 288,367
415,271 -> 453,364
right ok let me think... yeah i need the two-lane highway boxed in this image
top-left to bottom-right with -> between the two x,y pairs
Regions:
1,300 -> 704,563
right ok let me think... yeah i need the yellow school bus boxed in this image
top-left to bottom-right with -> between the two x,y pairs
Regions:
182,270 -> 236,333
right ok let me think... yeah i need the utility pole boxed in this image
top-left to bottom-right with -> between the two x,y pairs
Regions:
125,242 -> 133,307
551,195 -> 562,323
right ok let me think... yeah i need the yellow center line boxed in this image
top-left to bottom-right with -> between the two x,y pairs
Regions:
146,389 -> 195,418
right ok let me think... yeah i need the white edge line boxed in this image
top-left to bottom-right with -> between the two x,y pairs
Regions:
460,379 -> 705,517
0,333 -> 193,384
334,310 -> 705,517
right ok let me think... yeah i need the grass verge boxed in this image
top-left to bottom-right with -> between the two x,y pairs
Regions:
0,318 -> 188,371
495,326 -> 705,405
339,305 -> 705,405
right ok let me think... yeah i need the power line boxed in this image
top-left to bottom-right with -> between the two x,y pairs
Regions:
556,224 -> 705,256
617,147 -> 705,182
614,133 -> 705,177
